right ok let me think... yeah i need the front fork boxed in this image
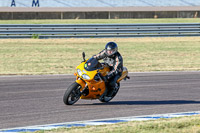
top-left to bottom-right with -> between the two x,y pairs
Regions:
76,78 -> 86,90
75,77 -> 89,96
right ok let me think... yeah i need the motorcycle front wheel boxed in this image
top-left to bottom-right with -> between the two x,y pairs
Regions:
63,82 -> 81,105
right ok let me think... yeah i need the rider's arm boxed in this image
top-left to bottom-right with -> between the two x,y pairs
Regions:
107,54 -> 123,79
92,49 -> 106,60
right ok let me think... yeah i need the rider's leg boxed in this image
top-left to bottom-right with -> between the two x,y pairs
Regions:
107,74 -> 121,96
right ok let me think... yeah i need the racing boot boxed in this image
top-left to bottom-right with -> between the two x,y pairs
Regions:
107,88 -> 114,97
107,83 -> 119,97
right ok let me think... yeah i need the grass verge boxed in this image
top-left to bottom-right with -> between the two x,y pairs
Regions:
0,18 -> 199,24
0,37 -> 200,75
30,115 -> 200,133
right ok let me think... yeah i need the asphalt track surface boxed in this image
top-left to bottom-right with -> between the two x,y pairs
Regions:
0,72 -> 200,129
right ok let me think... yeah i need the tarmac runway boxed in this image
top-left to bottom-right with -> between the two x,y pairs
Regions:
0,71 -> 200,129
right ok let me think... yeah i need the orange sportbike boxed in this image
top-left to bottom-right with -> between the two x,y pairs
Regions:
63,52 -> 129,105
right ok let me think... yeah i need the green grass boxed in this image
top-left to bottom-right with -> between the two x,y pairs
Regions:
0,18 -> 199,24
30,115 -> 200,133
0,37 -> 200,75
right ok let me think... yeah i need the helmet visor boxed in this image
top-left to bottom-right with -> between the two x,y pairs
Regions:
106,49 -> 116,56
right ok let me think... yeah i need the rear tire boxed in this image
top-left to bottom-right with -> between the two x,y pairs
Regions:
99,83 -> 120,103
63,82 -> 81,105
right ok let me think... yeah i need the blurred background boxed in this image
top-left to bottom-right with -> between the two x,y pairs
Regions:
0,0 -> 200,19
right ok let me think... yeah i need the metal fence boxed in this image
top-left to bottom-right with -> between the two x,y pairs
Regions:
0,23 -> 200,39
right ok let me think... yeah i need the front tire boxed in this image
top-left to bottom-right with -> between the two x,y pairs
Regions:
63,82 -> 81,105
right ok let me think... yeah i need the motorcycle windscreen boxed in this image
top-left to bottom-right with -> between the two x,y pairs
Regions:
84,58 -> 101,71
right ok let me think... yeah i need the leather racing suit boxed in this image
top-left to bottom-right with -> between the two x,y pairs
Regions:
93,49 -> 123,90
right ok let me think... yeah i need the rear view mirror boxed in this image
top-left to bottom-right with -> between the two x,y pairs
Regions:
82,52 -> 86,62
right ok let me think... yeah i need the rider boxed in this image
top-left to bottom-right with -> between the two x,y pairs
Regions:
93,42 -> 123,97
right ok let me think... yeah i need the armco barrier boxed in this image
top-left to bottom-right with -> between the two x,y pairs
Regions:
0,23 -> 200,39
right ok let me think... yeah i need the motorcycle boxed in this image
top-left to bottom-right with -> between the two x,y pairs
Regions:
63,52 -> 129,105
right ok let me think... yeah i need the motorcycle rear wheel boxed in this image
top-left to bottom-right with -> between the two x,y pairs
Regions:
63,82 -> 81,105
99,83 -> 120,103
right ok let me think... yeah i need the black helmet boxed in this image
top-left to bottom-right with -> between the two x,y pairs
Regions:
105,42 -> 118,57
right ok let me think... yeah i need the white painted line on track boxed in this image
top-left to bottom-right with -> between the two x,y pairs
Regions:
0,111 -> 199,133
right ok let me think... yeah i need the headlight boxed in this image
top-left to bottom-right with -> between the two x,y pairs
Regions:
77,69 -> 82,76
82,74 -> 90,80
